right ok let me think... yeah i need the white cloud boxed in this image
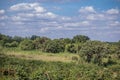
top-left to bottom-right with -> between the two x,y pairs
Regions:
11,16 -> 21,21
56,26 -> 63,29
106,9 -> 119,14
61,17 -> 71,21
18,13 -> 35,18
34,6 -> 46,13
0,22 -> 5,26
86,14 -> 96,20
44,12 -> 57,18
109,21 -> 120,26
86,14 -> 105,20
81,21 -> 90,26
53,6 -> 61,10
10,3 -> 32,11
0,9 -> 5,14
0,15 -> 7,20
79,6 -> 96,13
64,21 -> 90,27
10,3 -> 46,13
40,27 -> 49,33
0,3 -> 120,41
12,21 -> 24,25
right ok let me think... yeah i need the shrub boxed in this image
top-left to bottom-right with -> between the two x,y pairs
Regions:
72,56 -> 79,61
5,41 -> 18,47
72,35 -> 90,43
19,39 -> 34,50
66,44 -> 77,53
80,41 -> 113,66
45,40 -> 65,53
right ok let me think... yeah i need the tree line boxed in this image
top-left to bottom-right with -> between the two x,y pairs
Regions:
0,33 -> 120,66
0,33 -> 90,53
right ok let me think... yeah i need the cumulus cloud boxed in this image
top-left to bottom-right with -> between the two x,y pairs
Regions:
86,14 -> 105,20
11,16 -> 22,21
0,22 -> 5,26
106,9 -> 119,14
34,6 -> 46,13
0,9 -> 5,14
40,27 -> 49,33
109,21 -> 120,26
0,3 -> 120,41
44,12 -> 57,18
10,3 -> 46,13
10,3 -> 33,11
64,21 -> 90,27
0,15 -> 8,20
33,0 -> 81,3
79,6 -> 96,13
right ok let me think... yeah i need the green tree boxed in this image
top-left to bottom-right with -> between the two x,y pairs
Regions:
19,39 -> 34,50
45,40 -> 65,53
13,36 -> 24,43
5,41 -> 18,47
31,35 -> 40,40
66,44 -> 77,53
72,35 -> 90,43
0,33 -> 12,46
33,37 -> 51,51
80,41 -> 112,66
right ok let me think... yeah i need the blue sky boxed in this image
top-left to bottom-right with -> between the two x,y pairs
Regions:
0,0 -> 120,42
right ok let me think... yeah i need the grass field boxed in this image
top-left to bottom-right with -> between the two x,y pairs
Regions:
4,47 -> 79,63
0,47 -> 120,80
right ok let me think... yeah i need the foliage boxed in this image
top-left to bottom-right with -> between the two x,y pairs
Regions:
31,35 -> 40,40
5,41 -> 18,47
66,44 -> 77,53
13,36 -> 24,43
0,33 -> 120,79
62,38 -> 72,44
72,35 -> 90,43
0,53 -> 119,80
19,39 -> 34,50
79,41 -> 116,66
45,39 -> 65,53
33,37 -> 51,51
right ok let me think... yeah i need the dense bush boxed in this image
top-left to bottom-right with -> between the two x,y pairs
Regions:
13,36 -> 24,43
33,37 -> 51,51
80,41 -> 115,66
5,41 -> 18,47
0,54 -> 119,80
66,44 -> 77,53
45,40 -> 65,53
19,39 -> 34,50
0,33 -> 120,79
72,35 -> 90,43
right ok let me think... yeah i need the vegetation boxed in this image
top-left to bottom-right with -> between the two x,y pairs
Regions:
45,39 -> 65,53
0,33 -> 120,79
19,39 -> 34,50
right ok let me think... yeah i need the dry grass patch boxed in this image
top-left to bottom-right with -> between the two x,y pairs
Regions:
5,51 -> 79,62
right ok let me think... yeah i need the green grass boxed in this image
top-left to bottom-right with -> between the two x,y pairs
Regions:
3,47 -> 79,63
0,47 -> 120,80
0,53 -> 120,80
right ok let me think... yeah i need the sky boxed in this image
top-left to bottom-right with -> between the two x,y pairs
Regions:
0,0 -> 120,42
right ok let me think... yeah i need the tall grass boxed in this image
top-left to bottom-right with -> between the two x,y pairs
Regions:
3,47 -> 79,63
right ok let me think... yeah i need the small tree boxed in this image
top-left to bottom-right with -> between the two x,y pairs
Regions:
80,41 -> 112,66
66,44 -> 77,53
45,40 -> 65,53
13,36 -> 24,43
72,35 -> 89,43
19,39 -> 34,50
33,37 -> 51,51
5,41 -> 18,47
